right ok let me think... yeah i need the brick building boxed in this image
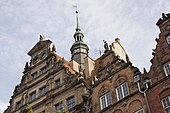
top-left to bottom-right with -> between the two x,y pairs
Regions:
146,13 -> 170,113
90,39 -> 147,113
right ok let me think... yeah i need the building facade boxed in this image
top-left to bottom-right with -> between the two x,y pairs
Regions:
4,13 -> 170,113
91,40 -> 147,113
146,13 -> 170,113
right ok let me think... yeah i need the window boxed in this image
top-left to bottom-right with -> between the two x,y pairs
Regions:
164,62 -> 170,76
55,102 -> 62,112
55,79 -> 61,87
40,66 -> 47,74
166,34 -> 170,44
100,92 -> 112,110
29,91 -> 36,101
31,72 -> 38,80
15,100 -> 21,110
66,96 -> 75,110
134,109 -> 144,113
161,96 -> 170,113
116,82 -> 129,101
39,86 -> 46,96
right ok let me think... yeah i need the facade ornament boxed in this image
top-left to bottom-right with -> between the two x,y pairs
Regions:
24,62 -> 29,70
39,35 -> 45,41
52,44 -> 56,52
103,40 -> 109,53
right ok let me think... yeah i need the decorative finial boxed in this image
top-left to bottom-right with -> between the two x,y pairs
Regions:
73,5 -> 80,31
103,40 -> 109,53
143,68 -> 147,74
52,44 -> 56,52
40,35 -> 45,41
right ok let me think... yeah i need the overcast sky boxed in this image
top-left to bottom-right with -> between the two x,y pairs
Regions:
0,0 -> 169,112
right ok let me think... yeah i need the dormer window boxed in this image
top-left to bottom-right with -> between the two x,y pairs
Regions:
166,34 -> 170,44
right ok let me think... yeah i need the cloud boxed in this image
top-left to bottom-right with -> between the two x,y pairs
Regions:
0,0 -> 169,108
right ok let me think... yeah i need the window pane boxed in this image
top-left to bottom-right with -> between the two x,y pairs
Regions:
122,82 -> 129,97
162,96 -> 170,113
116,86 -> 123,100
55,102 -> 62,111
164,63 -> 170,76
106,92 -> 112,106
100,96 -> 106,109
134,109 -> 144,113
67,96 -> 75,110
55,79 -> 61,87
40,66 -> 47,74
31,72 -> 37,80
165,108 -> 170,113
100,92 -> 112,110
30,91 -> 36,101
39,86 -> 46,96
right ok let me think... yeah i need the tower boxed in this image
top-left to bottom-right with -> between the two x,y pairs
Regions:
70,9 -> 89,66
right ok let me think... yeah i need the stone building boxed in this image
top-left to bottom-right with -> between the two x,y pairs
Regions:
146,13 -> 170,113
4,11 -> 94,113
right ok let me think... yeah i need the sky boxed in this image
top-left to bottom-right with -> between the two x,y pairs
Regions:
0,0 -> 169,112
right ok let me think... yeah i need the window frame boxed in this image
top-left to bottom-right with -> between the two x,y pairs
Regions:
66,95 -> 75,110
31,71 -> 38,80
55,79 -> 61,88
134,109 -> 144,113
29,91 -> 36,101
55,102 -> 63,112
15,100 -> 21,110
161,96 -> 170,113
99,91 -> 113,110
40,66 -> 47,75
163,62 -> 170,76
116,82 -> 129,101
39,85 -> 46,96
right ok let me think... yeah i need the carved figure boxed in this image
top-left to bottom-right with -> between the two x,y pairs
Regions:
103,40 -> 109,50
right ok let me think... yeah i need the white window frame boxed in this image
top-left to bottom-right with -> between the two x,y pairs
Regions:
163,62 -> 170,76
116,82 -> 129,101
134,109 -> 144,113
100,92 -> 112,110
161,96 -> 170,113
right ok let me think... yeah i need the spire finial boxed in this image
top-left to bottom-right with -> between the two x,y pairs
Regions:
73,5 -> 80,31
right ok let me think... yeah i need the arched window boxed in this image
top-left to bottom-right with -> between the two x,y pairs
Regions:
161,96 -> 170,113
160,88 -> 170,113
99,89 -> 112,110
99,91 -> 112,110
116,82 -> 129,101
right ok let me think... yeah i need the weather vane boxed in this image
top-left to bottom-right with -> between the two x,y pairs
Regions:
73,4 -> 78,14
